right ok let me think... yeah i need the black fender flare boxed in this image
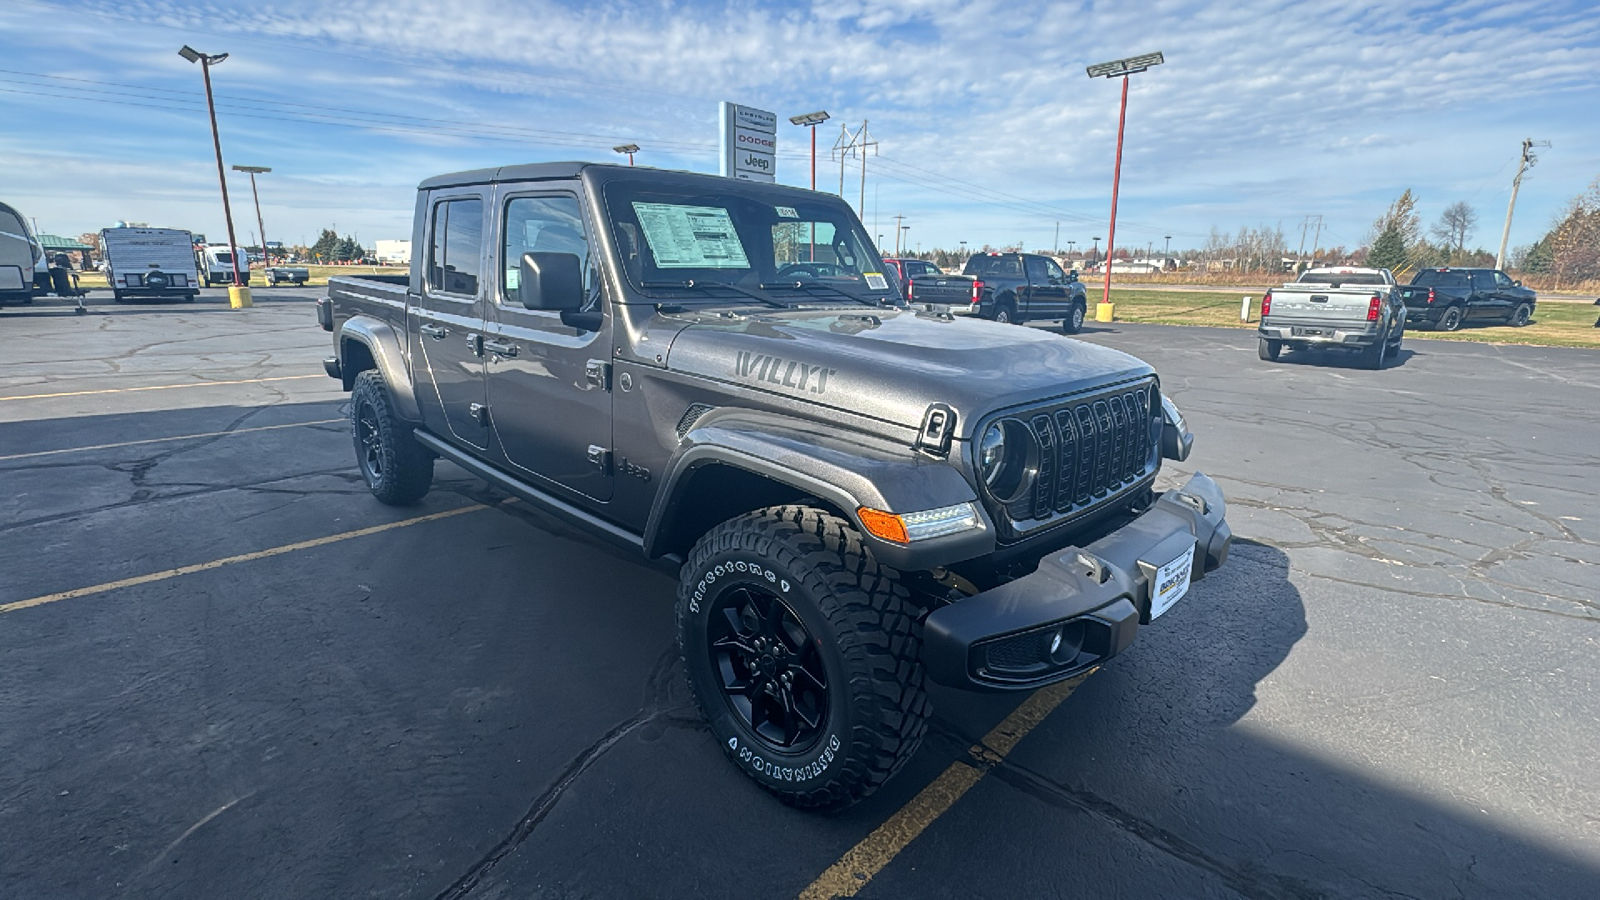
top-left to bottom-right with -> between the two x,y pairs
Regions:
644,409 -> 994,569
337,315 -> 422,422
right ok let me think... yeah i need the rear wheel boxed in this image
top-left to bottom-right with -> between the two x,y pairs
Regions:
1362,336 -> 1390,370
1437,305 -> 1464,332
1510,303 -> 1532,327
350,370 -> 434,505
112,290 -> 128,303
678,506 -> 929,811
1063,301 -> 1086,334
993,302 -> 1015,325
1258,337 -> 1282,361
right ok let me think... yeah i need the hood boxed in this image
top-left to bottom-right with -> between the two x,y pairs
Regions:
663,307 -> 1154,437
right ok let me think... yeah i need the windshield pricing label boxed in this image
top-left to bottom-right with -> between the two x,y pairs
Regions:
632,202 -> 750,269
864,272 -> 888,291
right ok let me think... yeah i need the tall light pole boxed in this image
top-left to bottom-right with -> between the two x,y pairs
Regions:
789,111 -> 830,192
613,143 -> 639,166
1496,138 -> 1549,270
1087,51 -> 1164,307
1092,236 -> 1101,262
232,165 -> 271,266
1163,235 -> 1171,262
180,45 -> 244,290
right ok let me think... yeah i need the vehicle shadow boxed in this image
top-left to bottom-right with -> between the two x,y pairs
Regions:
1269,344 -> 1417,369
892,538 -> 1597,898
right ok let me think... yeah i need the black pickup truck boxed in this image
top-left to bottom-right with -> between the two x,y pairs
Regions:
316,163 -> 1230,810
908,251 -> 1090,333
1396,267 -> 1537,331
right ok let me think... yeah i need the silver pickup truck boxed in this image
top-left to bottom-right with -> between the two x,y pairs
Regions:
1258,267 -> 1405,369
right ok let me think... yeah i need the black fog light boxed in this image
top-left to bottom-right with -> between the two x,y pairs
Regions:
1048,621 -> 1087,665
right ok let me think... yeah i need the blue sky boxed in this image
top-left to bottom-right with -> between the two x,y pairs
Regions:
2,0 -> 1597,259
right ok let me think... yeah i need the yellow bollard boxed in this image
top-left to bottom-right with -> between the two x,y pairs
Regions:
1095,302 -> 1115,322
228,285 -> 253,309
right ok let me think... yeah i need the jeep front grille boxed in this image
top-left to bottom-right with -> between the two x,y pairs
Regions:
991,380 -> 1159,536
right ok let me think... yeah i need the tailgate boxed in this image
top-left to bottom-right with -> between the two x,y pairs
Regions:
909,275 -> 976,304
1395,286 -> 1433,308
1267,287 -> 1378,324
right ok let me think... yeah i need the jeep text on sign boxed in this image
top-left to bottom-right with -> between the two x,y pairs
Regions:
719,101 -> 776,184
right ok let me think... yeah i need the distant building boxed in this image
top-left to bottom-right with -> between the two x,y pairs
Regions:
374,239 -> 411,266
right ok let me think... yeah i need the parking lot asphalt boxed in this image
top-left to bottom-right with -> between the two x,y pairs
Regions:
2,290 -> 1597,899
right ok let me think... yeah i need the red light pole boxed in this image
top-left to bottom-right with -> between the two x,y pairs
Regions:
789,111 -> 830,262
1087,51 -> 1164,309
179,45 -> 244,289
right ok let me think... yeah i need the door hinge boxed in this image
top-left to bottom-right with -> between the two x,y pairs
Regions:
587,445 -> 613,473
586,359 -> 612,390
469,402 -> 490,427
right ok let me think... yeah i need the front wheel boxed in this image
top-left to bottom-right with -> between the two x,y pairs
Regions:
350,370 -> 434,505
1510,303 -> 1532,327
1258,337 -> 1282,361
1063,301 -> 1086,334
678,506 -> 929,811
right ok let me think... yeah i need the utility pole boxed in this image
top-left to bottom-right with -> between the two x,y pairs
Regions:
1054,221 -> 1060,255
855,121 -> 877,220
1496,138 -> 1549,270
893,214 -> 906,256
1308,216 -> 1322,265
1296,215 -> 1310,268
831,123 -> 857,198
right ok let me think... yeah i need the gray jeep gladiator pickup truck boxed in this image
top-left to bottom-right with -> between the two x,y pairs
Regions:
316,163 -> 1231,810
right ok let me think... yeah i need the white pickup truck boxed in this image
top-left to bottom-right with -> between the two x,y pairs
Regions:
1258,267 -> 1405,369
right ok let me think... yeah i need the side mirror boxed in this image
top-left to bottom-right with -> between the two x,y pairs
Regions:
1514,280 -> 1523,287
518,251 -> 584,312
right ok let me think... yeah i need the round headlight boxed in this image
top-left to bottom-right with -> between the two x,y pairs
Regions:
979,423 -> 1007,485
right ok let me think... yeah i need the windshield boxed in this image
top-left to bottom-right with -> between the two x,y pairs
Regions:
602,181 -> 894,305
1297,270 -> 1387,285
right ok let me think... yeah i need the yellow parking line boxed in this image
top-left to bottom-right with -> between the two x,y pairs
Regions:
0,504 -> 493,615
796,674 -> 1089,900
0,374 -> 324,402
0,418 -> 345,462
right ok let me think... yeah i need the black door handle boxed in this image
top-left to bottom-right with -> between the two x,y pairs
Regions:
483,339 -> 518,358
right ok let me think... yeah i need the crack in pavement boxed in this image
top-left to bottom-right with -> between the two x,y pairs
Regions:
433,645 -> 699,899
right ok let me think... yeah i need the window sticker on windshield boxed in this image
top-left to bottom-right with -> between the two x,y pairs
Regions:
864,272 -> 888,291
631,202 -> 751,269
505,267 -> 520,290
775,206 -> 799,219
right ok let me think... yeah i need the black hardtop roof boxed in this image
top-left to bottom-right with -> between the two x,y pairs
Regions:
417,162 -> 840,197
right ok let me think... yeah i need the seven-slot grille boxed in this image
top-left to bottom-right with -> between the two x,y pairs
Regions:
1000,380 -> 1158,529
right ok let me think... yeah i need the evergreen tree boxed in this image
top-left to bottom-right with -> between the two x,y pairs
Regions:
310,228 -> 339,262
1368,224 -> 1407,270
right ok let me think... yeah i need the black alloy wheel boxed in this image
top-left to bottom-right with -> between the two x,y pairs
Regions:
1511,303 -> 1532,327
1438,305 -> 1464,332
707,585 -> 829,750
349,369 -> 434,505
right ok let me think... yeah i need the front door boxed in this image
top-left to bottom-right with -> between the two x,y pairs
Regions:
414,192 -> 490,449
484,187 -> 613,502
1023,254 -> 1070,317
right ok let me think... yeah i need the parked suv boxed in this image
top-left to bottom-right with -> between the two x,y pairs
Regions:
317,163 -> 1231,810
1395,267 -> 1536,331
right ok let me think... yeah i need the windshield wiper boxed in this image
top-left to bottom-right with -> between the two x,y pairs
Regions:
759,280 -> 883,306
640,279 -> 790,308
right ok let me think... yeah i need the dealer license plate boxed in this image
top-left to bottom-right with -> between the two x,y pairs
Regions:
1150,541 -> 1196,620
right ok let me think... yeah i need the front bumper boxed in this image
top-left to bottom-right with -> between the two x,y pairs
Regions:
921,472 -> 1231,691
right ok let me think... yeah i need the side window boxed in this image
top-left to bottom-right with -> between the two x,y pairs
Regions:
1044,259 -> 1067,284
427,198 -> 483,295
1494,271 -> 1514,289
1471,271 -> 1496,292
1024,255 -> 1049,282
502,195 -> 589,307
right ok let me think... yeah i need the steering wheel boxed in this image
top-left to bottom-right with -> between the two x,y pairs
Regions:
777,263 -> 824,279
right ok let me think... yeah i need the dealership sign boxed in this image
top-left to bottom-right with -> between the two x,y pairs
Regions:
719,101 -> 776,183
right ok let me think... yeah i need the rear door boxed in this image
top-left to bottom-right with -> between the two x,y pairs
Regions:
1467,271 -> 1504,321
414,190 -> 491,449
483,185 -> 613,501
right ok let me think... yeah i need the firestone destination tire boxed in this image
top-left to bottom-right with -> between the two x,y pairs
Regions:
350,369 -> 434,505
677,506 -> 930,811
